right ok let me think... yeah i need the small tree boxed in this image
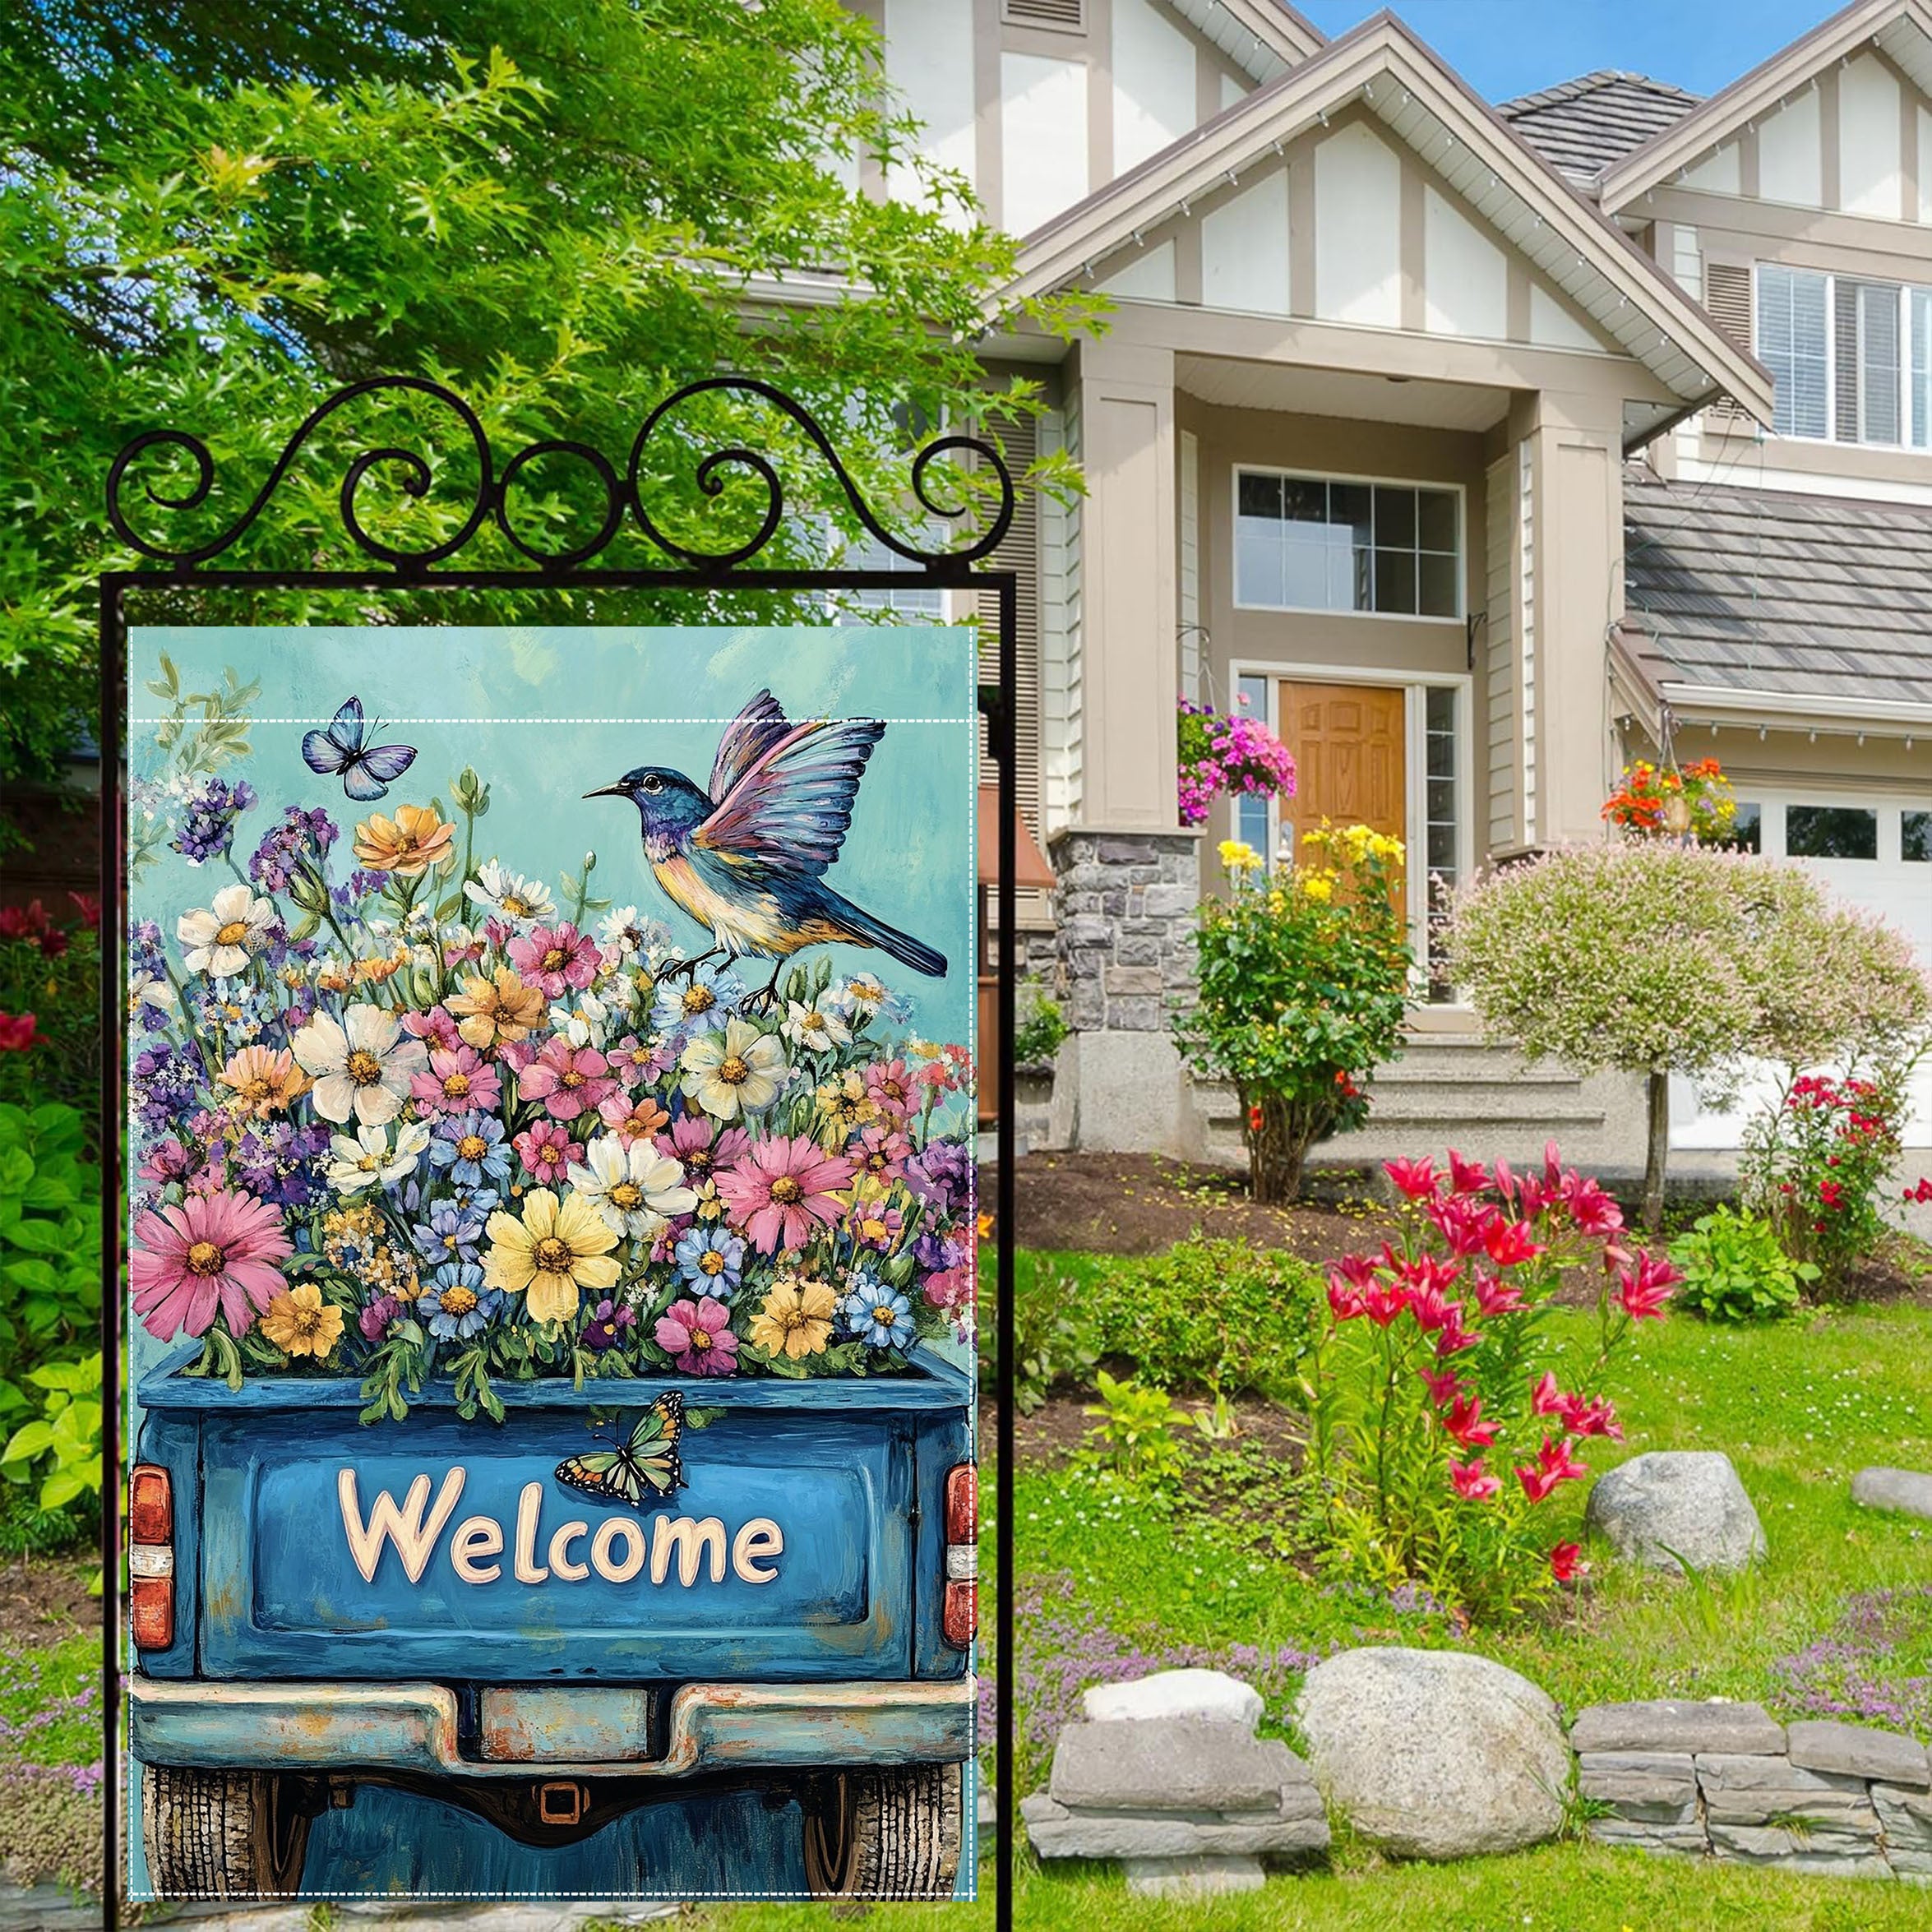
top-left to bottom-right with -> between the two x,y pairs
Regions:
1172,828 -> 1413,1204
1447,845 -> 1930,1233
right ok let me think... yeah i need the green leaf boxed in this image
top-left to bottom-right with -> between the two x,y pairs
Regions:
2,1219 -> 67,1255
2,1420 -> 54,1464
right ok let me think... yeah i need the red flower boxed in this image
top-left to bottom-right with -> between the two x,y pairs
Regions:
1361,1280 -> 1410,1327
1326,1272 -> 1366,1321
1428,1195 -> 1499,1258
1617,1253 -> 1680,1321
1472,1271 -> 1524,1318
67,891 -> 102,930
1433,1306 -> 1480,1357
1817,1180 -> 1844,1211
1445,1149 -> 1490,1195
1551,1542 -> 1583,1583
1484,1218 -> 1544,1268
1384,1155 -> 1440,1201
0,1011 -> 44,1053
1247,1102 -> 1264,1135
1559,1171 -> 1624,1236
1449,1458 -> 1499,1501
1417,1365 -> 1464,1407
1442,1395 -> 1500,1449
1906,1179 -> 1932,1205
1530,1370 -> 1565,1417
1517,1435 -> 1588,1503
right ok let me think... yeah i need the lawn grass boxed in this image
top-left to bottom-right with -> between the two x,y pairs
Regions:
0,1628 -> 101,1766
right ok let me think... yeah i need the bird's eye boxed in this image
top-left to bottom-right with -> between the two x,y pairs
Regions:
641,774 -> 662,794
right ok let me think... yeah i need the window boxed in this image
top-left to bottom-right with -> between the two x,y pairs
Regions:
1234,674 -> 1273,866
1235,471 -> 1461,618
1725,802 -> 1763,854
1423,686 -> 1459,1001
1785,804 -> 1877,860
829,529 -> 945,624
1905,810 -> 1932,863
1758,265 -> 1932,448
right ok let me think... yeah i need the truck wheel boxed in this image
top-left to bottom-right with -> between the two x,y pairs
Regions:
802,1763 -> 963,1899
141,1766 -> 312,1897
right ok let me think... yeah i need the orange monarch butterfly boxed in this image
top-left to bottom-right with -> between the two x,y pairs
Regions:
554,1394 -> 684,1508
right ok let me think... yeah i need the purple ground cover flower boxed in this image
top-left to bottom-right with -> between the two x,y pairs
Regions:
1770,1585 -> 1932,1738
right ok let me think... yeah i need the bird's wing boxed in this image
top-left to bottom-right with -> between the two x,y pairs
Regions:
707,690 -> 793,803
694,715 -> 886,877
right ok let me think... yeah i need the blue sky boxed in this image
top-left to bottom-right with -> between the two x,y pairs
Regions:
1292,2 -> 1843,104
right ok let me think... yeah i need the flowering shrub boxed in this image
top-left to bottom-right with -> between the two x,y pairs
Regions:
1305,1144 -> 1677,1621
1741,1068 -> 1911,1284
0,895 -> 100,1120
1176,696 -> 1295,828
128,770 -> 975,1424
1172,827 -> 1411,1203
1602,756 -> 1736,843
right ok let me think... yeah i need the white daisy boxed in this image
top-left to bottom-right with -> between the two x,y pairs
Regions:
842,973 -> 888,1015
596,907 -> 670,961
291,1002 -> 428,1126
680,1017 -> 788,1120
177,883 -> 277,978
548,987 -> 613,1050
781,997 -> 853,1054
128,969 -> 176,1021
464,858 -> 555,926
566,1135 -> 699,1241
325,1120 -> 432,1193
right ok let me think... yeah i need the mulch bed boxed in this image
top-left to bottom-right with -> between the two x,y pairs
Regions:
0,1555 -> 100,1647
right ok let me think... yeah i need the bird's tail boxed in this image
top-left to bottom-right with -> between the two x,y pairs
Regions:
821,887 -> 948,978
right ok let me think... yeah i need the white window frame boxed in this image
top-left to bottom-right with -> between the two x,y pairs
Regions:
1756,263 -> 1929,451
1227,659 -> 1476,1003
1230,465 -> 1467,623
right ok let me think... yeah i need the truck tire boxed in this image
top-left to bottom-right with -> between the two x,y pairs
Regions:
802,1763 -> 963,1899
141,1766 -> 312,1898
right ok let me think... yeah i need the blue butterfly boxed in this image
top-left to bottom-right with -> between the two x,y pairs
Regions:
302,696 -> 418,802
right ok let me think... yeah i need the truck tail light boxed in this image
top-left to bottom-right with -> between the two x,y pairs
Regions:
130,1464 -> 174,1651
941,1463 -> 976,1648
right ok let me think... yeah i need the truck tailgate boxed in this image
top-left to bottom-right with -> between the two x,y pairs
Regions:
190,1389 -> 955,1682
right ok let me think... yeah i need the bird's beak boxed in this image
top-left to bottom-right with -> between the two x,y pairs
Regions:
583,783 -> 627,801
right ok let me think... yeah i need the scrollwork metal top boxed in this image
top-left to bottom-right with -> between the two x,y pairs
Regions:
105,373 -> 1015,573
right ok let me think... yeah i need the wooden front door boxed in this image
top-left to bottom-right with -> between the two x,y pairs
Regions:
1276,680 -> 1407,867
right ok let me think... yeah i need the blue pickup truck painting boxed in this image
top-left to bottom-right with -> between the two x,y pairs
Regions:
123,626 -> 979,1902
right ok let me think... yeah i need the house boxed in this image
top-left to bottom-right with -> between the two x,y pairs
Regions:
850,0 -> 1932,1169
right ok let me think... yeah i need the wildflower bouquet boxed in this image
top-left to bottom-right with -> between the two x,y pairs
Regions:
128,772 -> 975,1426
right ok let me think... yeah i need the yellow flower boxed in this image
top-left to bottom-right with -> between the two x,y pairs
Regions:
260,1284 -> 344,1360
1217,839 -> 1261,874
351,803 -> 457,879
1301,871 -> 1334,903
448,967 -> 547,1050
483,1186 -> 620,1324
749,1278 -> 838,1360
217,1044 -> 311,1118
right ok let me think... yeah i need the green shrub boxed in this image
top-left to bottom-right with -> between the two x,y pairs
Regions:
1079,1371 -> 1185,1485
1084,1237 -> 1321,1399
0,899 -> 101,1125
979,1259 -> 1101,1415
1670,1205 -> 1817,1323
0,1102 -> 100,1437
1012,977 -> 1070,1069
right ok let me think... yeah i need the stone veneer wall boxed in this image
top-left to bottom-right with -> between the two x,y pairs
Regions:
1571,1702 -> 1931,1882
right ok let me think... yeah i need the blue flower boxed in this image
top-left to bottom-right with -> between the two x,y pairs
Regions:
172,777 -> 257,865
650,958 -> 746,1036
413,1197 -> 489,1264
673,1225 -> 746,1299
429,1112 -> 511,1189
416,1262 -> 501,1341
844,1278 -> 915,1352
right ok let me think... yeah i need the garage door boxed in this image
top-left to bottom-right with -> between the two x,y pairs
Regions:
1670,795 -> 1932,1150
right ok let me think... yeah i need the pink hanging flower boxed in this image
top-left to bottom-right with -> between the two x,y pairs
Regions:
654,1296 -> 739,1376
410,1044 -> 502,1120
131,1189 -> 293,1342
517,1037 -> 616,1121
507,921 -> 600,998
514,1118 -> 573,1186
716,1135 -> 858,1255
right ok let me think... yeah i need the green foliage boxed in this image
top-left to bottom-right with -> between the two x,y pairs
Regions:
1079,1370 -> 1185,1486
992,1259 -> 1099,1417
1,0 -> 1101,787
1172,828 -> 1412,1203
0,905 -> 100,1122
1669,1205 -> 1817,1324
1012,977 -> 1070,1069
1083,1237 -> 1322,1400
0,1104 -> 101,1435
1,1354 -> 103,1515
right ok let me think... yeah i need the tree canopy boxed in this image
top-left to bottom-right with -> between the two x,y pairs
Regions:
0,0 -> 1095,785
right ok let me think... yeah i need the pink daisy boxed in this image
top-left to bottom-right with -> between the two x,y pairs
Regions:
654,1296 -> 739,1376
516,1036 -> 615,1121
608,1033 -> 672,1091
863,1059 -> 917,1121
599,1091 -> 672,1145
402,1005 -> 464,1053
409,1043 -> 502,1120
514,1117 -> 573,1186
655,1113 -> 751,1186
854,1122 -> 911,1181
507,921 -> 600,999
716,1135 -> 857,1255
130,1188 -> 293,1342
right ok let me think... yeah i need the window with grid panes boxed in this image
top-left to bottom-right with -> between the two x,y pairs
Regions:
1423,686 -> 1458,1000
1236,472 -> 1461,618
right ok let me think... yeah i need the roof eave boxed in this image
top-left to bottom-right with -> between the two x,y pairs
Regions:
1658,679 -> 1932,736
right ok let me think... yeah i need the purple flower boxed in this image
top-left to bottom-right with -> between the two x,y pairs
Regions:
906,1139 -> 971,1214
582,1297 -> 637,1352
249,805 -> 337,893
132,1042 -> 200,1132
172,778 -> 257,864
358,1294 -> 404,1341
914,1230 -> 962,1273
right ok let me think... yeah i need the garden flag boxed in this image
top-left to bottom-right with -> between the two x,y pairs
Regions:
122,625 -> 979,1903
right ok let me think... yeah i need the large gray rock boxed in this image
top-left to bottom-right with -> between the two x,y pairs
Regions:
1020,1787 -> 1328,1860
1584,1451 -> 1766,1574
1786,1719 -> 1930,1788
1570,1699 -> 1783,1756
1049,1719 -> 1302,1814
1295,1648 -> 1569,1860
1084,1668 -> 1263,1730
1852,1467 -> 1932,1521
1874,1782 -> 1932,1877
1694,1754 -> 1879,1830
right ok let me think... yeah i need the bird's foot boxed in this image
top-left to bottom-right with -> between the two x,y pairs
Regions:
659,949 -> 716,986
741,967 -> 787,1015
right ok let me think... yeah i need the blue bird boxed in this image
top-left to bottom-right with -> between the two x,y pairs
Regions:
585,691 -> 947,1008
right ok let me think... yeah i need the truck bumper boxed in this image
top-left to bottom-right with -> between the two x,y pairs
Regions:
131,1675 -> 975,1780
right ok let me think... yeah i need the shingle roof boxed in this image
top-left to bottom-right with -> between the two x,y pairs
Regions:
1498,71 -> 1703,184
1621,473 -> 1932,709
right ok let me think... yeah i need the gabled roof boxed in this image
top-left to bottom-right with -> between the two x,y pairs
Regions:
1599,0 -> 1932,213
1620,469 -> 1932,720
1002,12 -> 1774,441
1498,71 -> 1703,186
1167,0 -> 1325,82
